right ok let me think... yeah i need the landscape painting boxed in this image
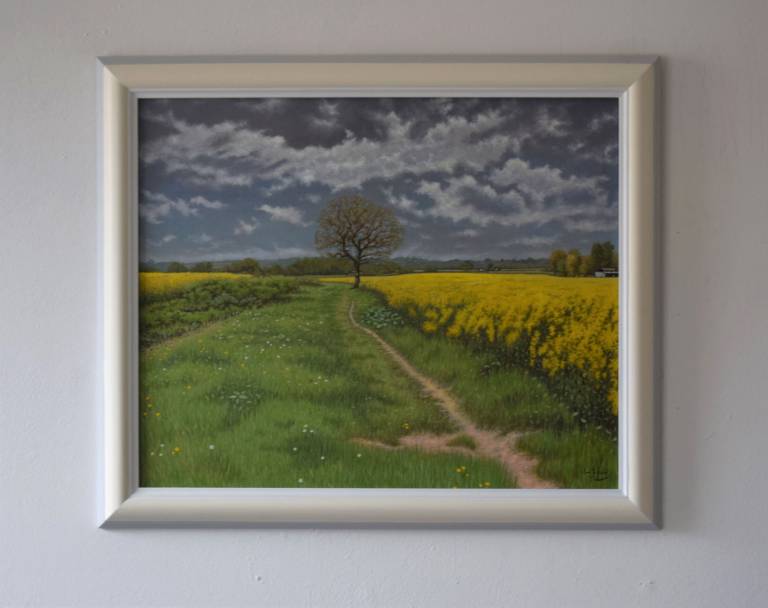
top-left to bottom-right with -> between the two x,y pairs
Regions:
138,96 -> 620,489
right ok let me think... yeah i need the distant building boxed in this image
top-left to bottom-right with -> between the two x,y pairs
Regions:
594,268 -> 619,278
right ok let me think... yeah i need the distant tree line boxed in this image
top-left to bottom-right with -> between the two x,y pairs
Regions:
282,257 -> 404,277
146,255 -> 558,276
156,256 -> 406,277
548,242 -> 618,277
147,248 -> 617,278
160,259 -> 262,274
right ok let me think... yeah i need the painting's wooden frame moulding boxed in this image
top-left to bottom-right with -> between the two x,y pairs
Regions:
99,56 -> 659,528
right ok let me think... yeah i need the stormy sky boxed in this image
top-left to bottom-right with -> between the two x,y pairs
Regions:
138,96 -> 618,263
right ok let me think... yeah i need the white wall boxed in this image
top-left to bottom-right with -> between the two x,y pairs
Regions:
1,1 -> 767,606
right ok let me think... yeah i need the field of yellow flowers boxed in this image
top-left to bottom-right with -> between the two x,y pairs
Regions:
332,273 -> 619,427
140,272 -> 248,297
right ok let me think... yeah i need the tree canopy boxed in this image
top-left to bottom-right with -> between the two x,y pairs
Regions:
224,258 -> 262,275
315,195 -> 403,287
548,242 -> 618,277
166,261 -> 189,273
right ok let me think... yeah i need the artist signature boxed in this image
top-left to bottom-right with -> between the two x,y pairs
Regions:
585,468 -> 610,482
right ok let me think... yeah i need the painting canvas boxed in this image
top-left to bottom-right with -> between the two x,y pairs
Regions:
138,96 -> 619,490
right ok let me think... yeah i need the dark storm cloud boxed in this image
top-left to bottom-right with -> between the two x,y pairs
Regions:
138,96 -> 618,262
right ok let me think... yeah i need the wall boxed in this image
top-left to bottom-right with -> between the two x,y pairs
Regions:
1,1 -> 766,606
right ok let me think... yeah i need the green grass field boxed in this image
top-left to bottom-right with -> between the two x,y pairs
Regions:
139,275 -> 299,348
350,288 -> 618,488
139,284 -> 515,488
139,281 -> 617,489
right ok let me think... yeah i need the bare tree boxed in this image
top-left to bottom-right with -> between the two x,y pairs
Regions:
315,195 -> 403,288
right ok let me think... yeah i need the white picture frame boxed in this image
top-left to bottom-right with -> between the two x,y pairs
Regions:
99,56 -> 658,527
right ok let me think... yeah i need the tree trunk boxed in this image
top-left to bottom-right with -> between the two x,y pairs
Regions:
353,262 -> 361,288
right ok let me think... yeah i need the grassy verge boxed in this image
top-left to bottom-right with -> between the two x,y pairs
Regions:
350,286 -> 618,488
517,429 -> 618,489
446,434 -> 477,450
139,284 -> 514,488
139,276 -> 300,348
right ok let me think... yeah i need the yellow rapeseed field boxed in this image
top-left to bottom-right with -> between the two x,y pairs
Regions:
328,273 -> 619,415
140,272 -> 246,296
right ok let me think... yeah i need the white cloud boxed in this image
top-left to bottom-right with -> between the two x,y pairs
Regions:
258,246 -> 313,259
417,179 -> 485,225
185,166 -> 252,188
190,233 -> 214,244
587,142 -> 619,165
490,158 -> 606,204
310,100 -> 340,130
569,140 -> 618,165
417,167 -> 614,231
234,217 -> 260,236
238,98 -> 286,114
589,112 -> 618,132
562,216 -> 618,232
457,228 -> 480,238
506,235 -> 556,247
416,175 -> 523,226
389,194 -> 426,218
139,191 -> 189,224
145,233 -> 177,247
430,98 -> 455,117
141,110 -> 514,192
203,245 -> 314,262
502,234 -> 560,257
536,107 -> 568,137
258,204 -> 308,226
189,195 -> 225,210
140,102 -> 618,257
155,244 -> 314,264
139,191 -> 227,224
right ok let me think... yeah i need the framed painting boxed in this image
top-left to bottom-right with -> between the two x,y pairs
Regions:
99,57 -> 658,527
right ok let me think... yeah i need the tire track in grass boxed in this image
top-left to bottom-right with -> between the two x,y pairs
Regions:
347,300 -> 556,489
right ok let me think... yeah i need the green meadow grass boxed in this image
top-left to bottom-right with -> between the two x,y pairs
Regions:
139,276 -> 300,348
446,434 -> 477,450
517,429 -> 618,489
140,280 -> 617,489
139,284 -> 514,488
350,287 -> 618,488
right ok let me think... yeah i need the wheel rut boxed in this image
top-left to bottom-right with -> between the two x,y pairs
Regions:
347,300 -> 555,489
